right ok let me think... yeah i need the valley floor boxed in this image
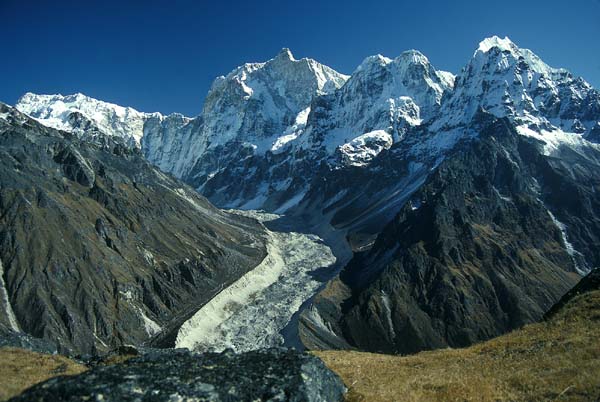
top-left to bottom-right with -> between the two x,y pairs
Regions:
175,211 -> 338,352
316,290 -> 600,402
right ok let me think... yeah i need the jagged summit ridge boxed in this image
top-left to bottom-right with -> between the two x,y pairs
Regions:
475,36 -> 565,76
155,48 -> 351,185
433,36 -> 600,151
209,47 -> 349,101
295,47 -> 455,160
275,47 -> 295,61
201,46 -> 349,150
194,45 -> 458,210
476,35 -> 517,54
14,37 -> 600,213
15,92 -> 189,148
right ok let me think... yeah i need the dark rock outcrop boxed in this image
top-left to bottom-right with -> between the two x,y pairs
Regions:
545,268 -> 600,320
303,114 -> 600,354
0,104 -> 267,355
53,145 -> 96,187
0,323 -> 58,354
10,348 -> 345,402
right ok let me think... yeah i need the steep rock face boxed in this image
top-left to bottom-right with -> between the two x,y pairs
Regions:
0,104 -> 266,355
145,48 -> 349,183
10,348 -> 346,402
300,37 -> 600,353
303,114 -> 600,354
301,50 -> 453,160
141,113 -> 194,175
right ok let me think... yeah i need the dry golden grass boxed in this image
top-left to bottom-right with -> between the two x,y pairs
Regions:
0,347 -> 87,401
316,291 -> 600,402
2,292 -> 598,401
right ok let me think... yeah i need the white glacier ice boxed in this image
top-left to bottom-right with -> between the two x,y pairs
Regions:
175,211 -> 336,352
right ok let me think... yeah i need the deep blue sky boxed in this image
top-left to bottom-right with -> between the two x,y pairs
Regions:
2,0 -> 599,116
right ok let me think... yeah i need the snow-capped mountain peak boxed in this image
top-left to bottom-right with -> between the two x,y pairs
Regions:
476,35 -> 517,54
474,35 -> 564,76
15,92 -> 169,147
197,48 -> 350,153
138,49 -> 353,189
355,54 -> 393,72
274,47 -> 295,61
396,49 -> 430,66
320,49 -> 454,141
434,36 -> 600,147
13,37 -> 600,216
473,36 -> 565,77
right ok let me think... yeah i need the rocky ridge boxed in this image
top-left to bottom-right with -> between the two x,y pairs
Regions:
0,103 -> 267,355
302,112 -> 600,353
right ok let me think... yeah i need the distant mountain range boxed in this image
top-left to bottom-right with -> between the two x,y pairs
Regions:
6,36 -> 600,354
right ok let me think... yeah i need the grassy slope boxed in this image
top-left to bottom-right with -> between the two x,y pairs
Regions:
316,290 -> 600,402
0,348 -> 86,401
2,291 -> 598,401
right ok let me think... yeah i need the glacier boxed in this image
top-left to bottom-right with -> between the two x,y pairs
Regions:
175,211 -> 336,352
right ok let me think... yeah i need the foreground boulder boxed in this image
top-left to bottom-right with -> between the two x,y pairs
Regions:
10,348 -> 345,402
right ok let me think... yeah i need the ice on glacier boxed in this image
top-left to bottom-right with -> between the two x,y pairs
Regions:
175,211 -> 336,353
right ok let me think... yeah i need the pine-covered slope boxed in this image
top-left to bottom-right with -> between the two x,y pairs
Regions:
0,104 -> 266,355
